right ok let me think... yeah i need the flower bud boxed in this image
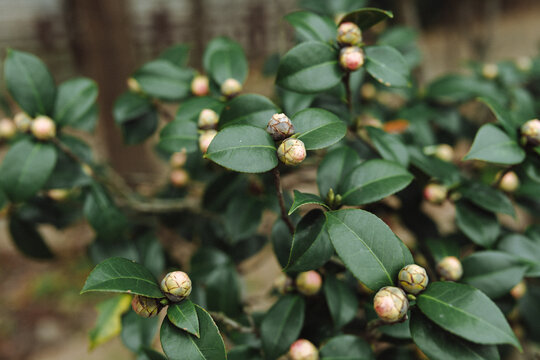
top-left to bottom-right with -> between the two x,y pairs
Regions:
510,281 -> 526,300
199,129 -> 218,154
0,118 -> 16,140
274,273 -> 294,295
277,138 -> 306,166
337,22 -> 362,46
266,113 -> 295,141
13,112 -> 32,133
436,256 -> 463,281
131,295 -> 160,318
521,119 -> 540,147
481,63 -> 498,79
170,168 -> 189,188
498,171 -> 519,193
31,116 -> 56,140
434,144 -> 454,162
515,56 -> 532,72
169,150 -> 187,168
423,183 -> 447,204
289,339 -> 319,360
161,271 -> 192,302
191,75 -> 209,96
198,109 -> 219,129
47,189 -> 71,202
127,77 -> 143,93
360,83 -> 377,100
398,264 -> 429,295
296,270 -> 322,296
221,78 -> 242,98
373,286 -> 409,323
339,46 -> 364,72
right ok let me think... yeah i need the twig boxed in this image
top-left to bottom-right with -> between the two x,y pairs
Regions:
209,311 -> 255,333
272,167 -> 295,235
344,72 -> 352,112
153,100 -> 175,122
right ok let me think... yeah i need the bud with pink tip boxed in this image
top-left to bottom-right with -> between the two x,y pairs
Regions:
0,118 -> 16,140
170,168 -> 189,188
277,138 -> 306,166
339,47 -> 364,72
510,281 -> 526,300
13,112 -> 32,133
521,119 -> 540,147
498,171 -> 519,193
131,295 -> 160,318
191,75 -> 210,96
31,116 -> 56,140
423,183 -> 448,204
296,270 -> 322,296
289,339 -> 319,360
373,286 -> 409,323
337,22 -> 362,46
199,129 -> 218,154
436,256 -> 463,281
160,271 -> 192,302
398,264 -> 429,295
169,150 -> 187,168
198,109 -> 219,129
266,113 -> 295,141
221,78 -> 242,98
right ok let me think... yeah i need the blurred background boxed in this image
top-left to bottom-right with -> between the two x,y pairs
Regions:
0,0 -> 539,359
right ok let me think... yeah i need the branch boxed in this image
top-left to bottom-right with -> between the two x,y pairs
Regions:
343,72 -> 352,112
208,311 -> 255,333
272,167 -> 295,235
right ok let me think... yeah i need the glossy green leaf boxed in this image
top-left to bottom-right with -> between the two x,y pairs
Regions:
519,285 -> 540,341
0,139 -> 57,202
339,8 -> 393,30
463,124 -> 525,165
425,238 -> 460,263
427,75 -> 505,104
89,294 -> 132,350
4,49 -> 56,116
498,234 -> 540,276
324,275 -> 359,329
205,125 -> 277,173
272,219 -> 294,268
228,346 -> 262,360
320,334 -> 374,360
71,103 -> 98,131
113,92 -> 158,144
410,311 -> 500,360
477,97 -> 516,139
219,94 -> 279,129
167,300 -> 200,337
284,11 -> 337,43
292,108 -> 347,150
224,196 -> 263,244
460,182 -> 515,216
121,310 -> 160,353
365,46 -> 410,88
279,88 -> 315,116
133,60 -> 193,101
261,295 -> 305,360
462,251 -> 527,299
408,146 -> 461,186
9,213 -> 53,259
317,146 -> 361,198
175,96 -> 224,123
417,282 -> 521,349
139,348 -> 168,360
367,126 -> 409,167
341,159 -> 413,205
160,306 -> 226,360
288,190 -> 329,215
54,77 -> 98,127
455,201 -> 500,248
81,257 -> 163,298
84,183 -> 128,241
203,37 -> 237,72
325,209 -> 413,290
45,135 -> 93,189
159,44 -> 190,67
276,41 -> 342,94
204,38 -> 247,84
158,119 -> 199,153
286,210 -> 333,272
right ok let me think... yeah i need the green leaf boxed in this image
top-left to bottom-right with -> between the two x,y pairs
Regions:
339,8 -> 393,30
460,182 -> 515,216
366,126 -> 409,167
477,97 -> 516,139
498,234 -> 540,276
84,183 -> 128,242
519,285 -> 540,341
324,275 -> 359,329
160,306 -> 226,360
319,334 -> 374,360
219,94 -> 279,129
139,348 -> 168,360
0,139 -> 57,202
228,346 -> 262,360
341,159 -> 413,205
284,11 -> 337,43
276,41 -> 342,94
113,92 -> 158,144
224,196 -> 263,244
462,251 -> 527,299
158,119 -> 199,153
317,146 -> 361,198
289,190 -> 329,215
426,238 -> 460,263
286,209 -> 334,272
208,43 -> 248,85
205,125 -> 277,173
9,213 -> 53,259
81,257 -> 163,298
261,295 -> 305,360
71,103 -> 98,131
45,135 -> 93,189
291,108 -> 347,150
279,88 -> 315,116
365,46 -> 410,88
417,282 -> 521,349
167,300 -> 200,337
463,124 -> 525,165
133,60 -> 193,101
175,96 -> 224,123
408,146 -> 461,187
159,44 -> 190,67
88,294 -> 132,350
455,201 -> 500,248
410,311 -> 500,360
4,49 -> 56,116
54,77 -> 98,127
427,75 -> 505,104
272,219 -> 294,268
325,209 -> 413,290
121,310 -> 160,353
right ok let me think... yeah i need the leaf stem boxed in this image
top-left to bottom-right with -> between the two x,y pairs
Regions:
272,167 -> 295,235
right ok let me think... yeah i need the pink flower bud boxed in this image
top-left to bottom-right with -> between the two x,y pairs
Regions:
289,339 -> 319,360
436,256 -> 463,281
169,150 -> 188,168
337,22 -> 362,46
31,116 -> 56,140
131,295 -> 160,318
398,264 -> 429,295
160,271 -> 192,302
199,129 -> 218,154
0,118 -> 16,140
266,113 -> 295,141
339,47 -> 364,71
221,78 -> 242,98
170,168 -> 189,188
296,271 -> 322,296
191,75 -> 209,96
423,183 -> 447,204
510,281 -> 526,300
277,138 -> 306,166
198,109 -> 219,129
374,286 -> 408,323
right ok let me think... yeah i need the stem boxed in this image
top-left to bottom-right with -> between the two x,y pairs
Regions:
344,72 -> 352,112
153,100 -> 175,122
209,311 -> 255,333
272,167 -> 295,235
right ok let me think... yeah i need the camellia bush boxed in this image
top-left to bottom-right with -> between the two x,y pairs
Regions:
1,3 -> 540,360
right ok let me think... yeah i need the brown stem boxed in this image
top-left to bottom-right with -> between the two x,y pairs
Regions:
209,311 -> 255,333
272,167 -> 295,235
153,100 -> 175,122
344,72 -> 352,112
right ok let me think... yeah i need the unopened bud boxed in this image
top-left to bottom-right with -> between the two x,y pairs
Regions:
277,138 -> 306,166
296,270 -> 322,296
13,112 -> 32,133
498,171 -> 519,193
289,339 -> 319,360
170,168 -> 189,188
47,189 -> 71,202
31,116 -> 56,140
360,83 -> 377,100
274,273 -> 294,294
515,56 -> 532,72
266,113 -> 295,141
160,271 -> 192,302
131,295 -> 160,318
198,109 -> 219,129
337,22 -> 362,46
436,256 -> 463,281
127,77 -> 143,94
481,63 -> 498,79
398,264 -> 429,295
373,286 -> 409,323
199,129 -> 218,154
169,150 -> 187,168
423,183 -> 447,204
221,78 -> 242,98
0,118 -> 16,140
521,119 -> 540,146
191,75 -> 209,96
434,144 -> 454,162
510,281 -> 526,300
339,46 -> 364,72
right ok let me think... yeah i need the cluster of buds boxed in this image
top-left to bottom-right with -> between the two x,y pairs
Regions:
169,149 -> 189,188
423,183 -> 448,205
336,22 -> 364,72
266,113 -> 307,166
497,171 -> 520,193
0,118 -> 16,141
31,116 -> 56,140
289,339 -> 319,360
325,188 -> 342,209
191,75 -> 210,97
296,271 -> 322,296
221,78 -> 242,98
436,256 -> 463,281
373,286 -> 409,323
131,295 -> 161,318
521,119 -> 540,147
398,264 -> 429,295
160,270 -> 192,302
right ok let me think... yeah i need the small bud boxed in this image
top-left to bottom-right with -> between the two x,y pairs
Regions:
199,129 -> 218,154
373,286 -> 409,323
481,63 -> 498,79
47,189 -> 71,202
337,22 -> 362,46
339,46 -> 364,71
277,138 -> 306,166
160,271 -> 192,302
81,163 -> 94,177
521,119 -> 540,147
360,83 -> 377,100
127,77 -> 143,93
436,256 -> 463,281
131,295 -> 160,318
221,78 -> 242,98
423,183 -> 448,204
31,116 -> 56,140
191,75 -> 209,96
296,270 -> 322,296
169,150 -> 188,168
498,171 -> 519,193
510,281 -> 526,300
0,118 -> 16,140
266,113 -> 295,141
274,273 -> 294,294
13,112 -> 32,133
515,56 -> 532,72
198,109 -> 219,129
398,264 -> 429,295
434,144 -> 454,162
170,168 -> 189,188
289,339 -> 319,360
